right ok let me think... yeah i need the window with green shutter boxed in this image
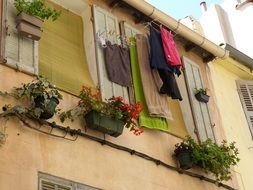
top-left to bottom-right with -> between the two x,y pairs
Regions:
183,56 -> 215,142
236,80 -> 253,137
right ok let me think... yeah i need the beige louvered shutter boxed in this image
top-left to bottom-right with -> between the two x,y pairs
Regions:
4,0 -> 38,74
183,57 -> 215,142
92,6 -> 129,102
237,81 -> 253,137
40,180 -> 72,190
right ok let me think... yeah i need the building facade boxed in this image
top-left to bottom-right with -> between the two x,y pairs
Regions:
0,0 -> 239,189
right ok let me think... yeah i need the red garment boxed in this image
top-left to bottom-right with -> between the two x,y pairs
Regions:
160,26 -> 182,68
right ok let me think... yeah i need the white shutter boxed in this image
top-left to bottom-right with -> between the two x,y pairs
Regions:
237,80 -> 253,137
92,5 -> 129,102
183,57 -> 215,142
40,180 -> 72,190
4,0 -> 38,75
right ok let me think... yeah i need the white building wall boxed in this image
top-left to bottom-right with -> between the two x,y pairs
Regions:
199,0 -> 253,59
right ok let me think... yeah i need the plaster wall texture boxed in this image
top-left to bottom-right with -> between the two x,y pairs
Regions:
209,59 -> 253,190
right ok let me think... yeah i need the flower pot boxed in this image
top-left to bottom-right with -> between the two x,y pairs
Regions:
175,150 -> 193,170
84,111 -> 124,137
34,96 -> 59,119
16,12 -> 43,41
195,92 -> 210,103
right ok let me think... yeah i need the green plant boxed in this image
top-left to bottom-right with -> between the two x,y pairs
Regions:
0,76 -> 62,119
60,86 -> 144,135
174,136 -> 240,182
14,0 -> 61,21
195,87 -> 208,95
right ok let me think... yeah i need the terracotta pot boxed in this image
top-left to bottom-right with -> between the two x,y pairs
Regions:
84,111 -> 124,137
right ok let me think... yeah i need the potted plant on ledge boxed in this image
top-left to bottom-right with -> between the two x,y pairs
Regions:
194,87 -> 209,103
60,86 -> 144,137
14,0 -> 61,40
174,136 -> 240,182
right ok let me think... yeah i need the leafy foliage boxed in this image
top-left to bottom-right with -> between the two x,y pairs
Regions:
195,87 -> 208,95
14,0 -> 61,21
0,76 -> 62,119
60,86 -> 144,135
174,136 -> 240,182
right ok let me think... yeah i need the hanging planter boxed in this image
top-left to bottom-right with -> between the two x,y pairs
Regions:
59,86 -> 144,137
195,92 -> 210,103
14,0 -> 61,41
174,141 -> 193,170
194,87 -> 209,103
34,96 -> 60,119
84,111 -> 125,137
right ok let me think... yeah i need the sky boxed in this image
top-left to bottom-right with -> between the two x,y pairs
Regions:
145,0 -> 224,20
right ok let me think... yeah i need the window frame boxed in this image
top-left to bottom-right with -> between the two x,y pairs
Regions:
236,80 -> 253,138
38,172 -> 101,190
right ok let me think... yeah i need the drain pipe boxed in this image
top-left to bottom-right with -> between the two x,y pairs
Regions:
122,0 -> 229,59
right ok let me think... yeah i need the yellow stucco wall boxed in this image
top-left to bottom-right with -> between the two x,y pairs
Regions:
209,59 -> 253,190
0,64 -> 232,190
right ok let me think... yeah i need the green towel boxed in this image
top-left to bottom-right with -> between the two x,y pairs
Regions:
129,40 -> 169,132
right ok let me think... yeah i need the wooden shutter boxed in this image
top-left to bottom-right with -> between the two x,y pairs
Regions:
236,80 -> 253,137
92,6 -> 129,102
4,0 -> 38,74
183,57 -> 215,142
40,180 -> 72,190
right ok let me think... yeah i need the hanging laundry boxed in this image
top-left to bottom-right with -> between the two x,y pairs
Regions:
104,41 -> 132,87
160,26 -> 182,69
129,38 -> 169,132
158,69 -> 183,101
136,34 -> 173,120
149,25 -> 183,100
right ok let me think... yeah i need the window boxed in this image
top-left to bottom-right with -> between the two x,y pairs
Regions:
39,1 -> 94,95
39,172 -> 100,190
236,80 -> 253,137
4,0 -> 38,74
183,57 -> 215,142
92,6 -> 129,102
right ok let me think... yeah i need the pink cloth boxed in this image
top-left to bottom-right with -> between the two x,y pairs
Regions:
160,26 -> 182,68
